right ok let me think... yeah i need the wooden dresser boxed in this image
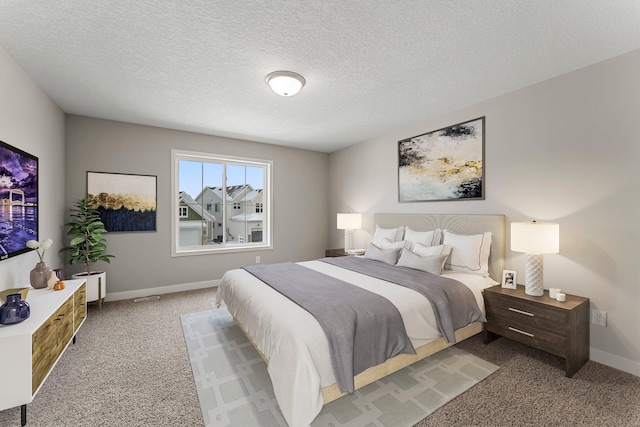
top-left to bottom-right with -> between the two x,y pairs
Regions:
483,284 -> 589,377
0,279 -> 87,425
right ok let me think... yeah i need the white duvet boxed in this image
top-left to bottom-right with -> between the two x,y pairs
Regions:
215,260 -> 497,427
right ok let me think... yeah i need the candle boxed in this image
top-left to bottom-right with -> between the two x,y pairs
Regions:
549,288 -> 559,298
556,292 -> 566,302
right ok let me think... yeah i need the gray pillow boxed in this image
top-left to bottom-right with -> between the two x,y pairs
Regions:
363,243 -> 402,265
396,248 -> 448,275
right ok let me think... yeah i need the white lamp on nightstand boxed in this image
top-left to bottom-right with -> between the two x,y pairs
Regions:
511,221 -> 560,296
337,213 -> 362,253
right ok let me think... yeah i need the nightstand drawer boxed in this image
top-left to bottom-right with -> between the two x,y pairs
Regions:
485,291 -> 568,330
486,312 -> 567,357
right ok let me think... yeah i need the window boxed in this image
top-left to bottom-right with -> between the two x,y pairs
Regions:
172,149 -> 272,256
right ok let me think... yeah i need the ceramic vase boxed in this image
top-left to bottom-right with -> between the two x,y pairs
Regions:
0,293 -> 30,325
30,262 -> 53,289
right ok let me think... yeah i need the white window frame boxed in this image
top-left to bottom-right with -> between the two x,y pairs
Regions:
178,206 -> 188,218
171,149 -> 273,257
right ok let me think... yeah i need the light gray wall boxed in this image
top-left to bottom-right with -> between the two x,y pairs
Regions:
328,49 -> 640,376
65,115 -> 329,296
0,46 -> 65,290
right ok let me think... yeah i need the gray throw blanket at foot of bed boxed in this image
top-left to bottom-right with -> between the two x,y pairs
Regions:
243,262 -> 415,393
321,256 -> 486,343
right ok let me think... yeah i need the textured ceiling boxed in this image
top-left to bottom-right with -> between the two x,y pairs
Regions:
1,1 -> 639,153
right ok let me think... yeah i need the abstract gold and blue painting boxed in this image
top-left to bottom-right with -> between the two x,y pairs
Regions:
87,171 -> 156,232
398,117 -> 485,202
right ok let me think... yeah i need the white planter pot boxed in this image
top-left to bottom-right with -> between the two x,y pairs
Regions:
71,271 -> 106,309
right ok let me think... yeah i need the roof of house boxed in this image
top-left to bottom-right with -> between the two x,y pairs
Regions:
179,191 -> 216,222
230,212 -> 264,222
196,185 -> 263,203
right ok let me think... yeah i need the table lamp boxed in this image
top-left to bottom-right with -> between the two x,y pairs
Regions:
337,213 -> 362,253
511,221 -> 559,296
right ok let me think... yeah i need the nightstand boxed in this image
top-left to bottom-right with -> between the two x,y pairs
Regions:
325,248 -> 350,257
483,284 -> 589,377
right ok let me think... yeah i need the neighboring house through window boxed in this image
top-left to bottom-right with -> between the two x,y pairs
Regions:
172,149 -> 272,255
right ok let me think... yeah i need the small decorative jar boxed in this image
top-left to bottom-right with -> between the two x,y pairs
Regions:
0,294 -> 31,325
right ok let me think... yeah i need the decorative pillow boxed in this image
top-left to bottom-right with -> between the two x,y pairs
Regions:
372,226 -> 404,247
442,230 -> 492,277
363,243 -> 402,265
404,228 -> 442,250
396,249 -> 448,275
413,243 -> 451,259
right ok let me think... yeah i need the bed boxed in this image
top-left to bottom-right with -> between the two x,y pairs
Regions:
215,213 -> 505,427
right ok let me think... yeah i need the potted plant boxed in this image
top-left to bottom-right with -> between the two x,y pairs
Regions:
60,198 -> 115,309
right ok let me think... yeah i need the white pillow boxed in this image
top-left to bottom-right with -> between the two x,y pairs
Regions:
442,230 -> 492,277
413,243 -> 451,259
372,226 -> 404,247
379,238 -> 409,251
396,248 -> 448,275
404,228 -> 442,250
363,243 -> 402,265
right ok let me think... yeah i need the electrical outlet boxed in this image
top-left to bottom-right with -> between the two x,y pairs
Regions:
592,309 -> 607,327
256,256 -> 261,264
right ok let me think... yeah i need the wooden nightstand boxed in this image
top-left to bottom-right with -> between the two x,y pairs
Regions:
325,248 -> 350,257
483,284 -> 589,377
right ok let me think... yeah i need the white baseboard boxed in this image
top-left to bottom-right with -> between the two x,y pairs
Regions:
590,347 -> 640,377
104,279 -> 221,302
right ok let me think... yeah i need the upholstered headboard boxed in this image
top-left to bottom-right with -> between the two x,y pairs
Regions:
373,213 -> 506,281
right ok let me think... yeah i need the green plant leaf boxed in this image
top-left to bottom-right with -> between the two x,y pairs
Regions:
59,198 -> 115,268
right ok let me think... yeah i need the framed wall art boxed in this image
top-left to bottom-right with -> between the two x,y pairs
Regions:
398,117 -> 485,202
87,171 -> 157,232
0,140 -> 38,260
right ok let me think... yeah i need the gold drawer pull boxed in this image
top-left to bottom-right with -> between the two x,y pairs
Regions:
509,307 -> 534,317
508,327 -> 534,337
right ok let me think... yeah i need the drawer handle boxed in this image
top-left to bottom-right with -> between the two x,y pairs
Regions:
508,327 -> 534,337
508,307 -> 534,317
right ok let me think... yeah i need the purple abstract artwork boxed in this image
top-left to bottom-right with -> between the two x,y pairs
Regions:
0,141 -> 38,260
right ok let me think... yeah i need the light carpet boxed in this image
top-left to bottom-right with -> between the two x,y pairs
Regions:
181,308 -> 498,427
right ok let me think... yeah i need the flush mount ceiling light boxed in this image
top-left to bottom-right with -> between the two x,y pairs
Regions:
265,71 -> 306,96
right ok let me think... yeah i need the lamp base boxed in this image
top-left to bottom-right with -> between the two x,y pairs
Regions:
344,229 -> 355,252
524,254 -> 544,296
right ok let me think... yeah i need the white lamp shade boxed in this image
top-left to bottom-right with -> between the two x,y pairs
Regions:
511,222 -> 559,254
265,71 -> 305,96
337,213 -> 362,230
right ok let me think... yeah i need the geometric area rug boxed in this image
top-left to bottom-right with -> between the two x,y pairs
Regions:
181,308 -> 499,427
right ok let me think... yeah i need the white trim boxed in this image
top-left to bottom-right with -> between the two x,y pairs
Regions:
104,279 -> 220,302
590,347 -> 640,378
